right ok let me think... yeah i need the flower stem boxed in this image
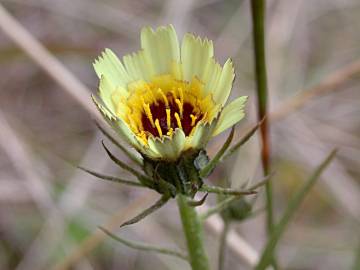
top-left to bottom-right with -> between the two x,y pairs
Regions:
177,194 -> 210,270
250,0 -> 274,235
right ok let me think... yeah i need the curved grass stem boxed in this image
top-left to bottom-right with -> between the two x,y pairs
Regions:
255,150 -> 337,270
100,227 -> 188,261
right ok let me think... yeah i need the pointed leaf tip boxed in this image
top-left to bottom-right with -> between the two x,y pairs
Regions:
120,195 -> 170,227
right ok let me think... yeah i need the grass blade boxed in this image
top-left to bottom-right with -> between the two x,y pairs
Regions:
99,227 -> 188,261
255,149 -> 337,270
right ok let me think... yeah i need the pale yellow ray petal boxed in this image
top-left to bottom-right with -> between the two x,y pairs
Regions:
147,128 -> 186,161
201,58 -> 222,97
181,33 -> 214,83
212,96 -> 248,136
99,75 -> 127,115
186,121 -> 217,150
92,95 -> 141,149
212,58 -> 235,107
141,25 -> 180,76
123,50 -> 154,82
93,48 -> 132,88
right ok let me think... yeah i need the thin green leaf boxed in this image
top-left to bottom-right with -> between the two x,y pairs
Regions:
200,175 -> 269,197
120,195 -> 170,227
101,141 -> 153,187
199,184 -> 257,196
99,227 -> 188,261
95,122 -> 143,166
201,196 -> 237,220
77,166 -> 146,187
201,198 -> 264,221
200,127 -> 235,178
221,120 -> 263,161
255,149 -> 337,270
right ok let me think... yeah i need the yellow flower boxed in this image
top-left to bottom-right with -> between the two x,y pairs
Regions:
92,25 -> 247,161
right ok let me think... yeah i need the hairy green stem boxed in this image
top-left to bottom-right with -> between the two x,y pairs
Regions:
177,194 -> 210,270
200,184 -> 257,196
251,0 -> 274,235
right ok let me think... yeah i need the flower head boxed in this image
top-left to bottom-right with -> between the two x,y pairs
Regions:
92,25 -> 247,161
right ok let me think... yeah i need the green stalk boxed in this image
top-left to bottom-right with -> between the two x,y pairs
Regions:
177,194 -> 210,270
255,150 -> 337,269
218,221 -> 230,270
250,0 -> 273,234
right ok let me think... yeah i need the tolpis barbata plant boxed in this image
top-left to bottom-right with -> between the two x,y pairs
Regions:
82,25 -> 267,270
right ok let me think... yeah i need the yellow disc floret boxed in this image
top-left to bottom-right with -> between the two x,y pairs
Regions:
112,74 -> 218,144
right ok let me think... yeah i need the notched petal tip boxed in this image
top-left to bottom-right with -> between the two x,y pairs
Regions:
91,94 -> 116,121
93,48 -> 131,89
140,24 -> 180,76
93,48 -> 113,72
144,24 -> 176,33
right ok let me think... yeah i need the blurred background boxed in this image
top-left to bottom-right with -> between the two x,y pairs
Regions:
0,0 -> 359,269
